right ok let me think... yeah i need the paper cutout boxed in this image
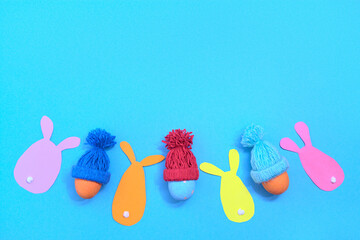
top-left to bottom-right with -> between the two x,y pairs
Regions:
14,116 -> 80,194
280,122 -> 344,191
112,141 -> 165,226
200,149 -> 255,223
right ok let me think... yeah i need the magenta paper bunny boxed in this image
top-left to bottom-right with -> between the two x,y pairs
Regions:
14,116 -> 80,194
280,122 -> 344,191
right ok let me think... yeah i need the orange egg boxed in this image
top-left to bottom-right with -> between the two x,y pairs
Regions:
74,179 -> 102,199
262,172 -> 289,195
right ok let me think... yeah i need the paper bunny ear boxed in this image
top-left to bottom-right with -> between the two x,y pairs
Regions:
120,141 -> 136,163
41,116 -> 53,140
58,137 -> 80,151
280,138 -> 301,153
141,155 -> 165,167
295,122 -> 312,146
229,149 -> 239,174
200,163 -> 224,176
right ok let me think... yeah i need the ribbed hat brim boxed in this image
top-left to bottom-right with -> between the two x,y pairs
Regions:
164,167 -> 199,181
72,165 -> 110,184
250,157 -> 289,183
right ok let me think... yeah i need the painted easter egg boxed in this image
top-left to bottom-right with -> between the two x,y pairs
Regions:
168,180 -> 196,200
262,172 -> 289,195
74,179 -> 102,199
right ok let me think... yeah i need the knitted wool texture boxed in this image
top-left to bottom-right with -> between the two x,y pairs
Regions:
241,125 -> 289,183
72,129 -> 116,184
163,129 -> 199,181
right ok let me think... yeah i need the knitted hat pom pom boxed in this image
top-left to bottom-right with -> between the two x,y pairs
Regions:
163,129 -> 194,150
241,124 -> 264,147
86,129 -> 116,149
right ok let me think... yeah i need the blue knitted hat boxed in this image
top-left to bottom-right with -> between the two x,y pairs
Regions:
241,125 -> 289,184
72,129 -> 116,184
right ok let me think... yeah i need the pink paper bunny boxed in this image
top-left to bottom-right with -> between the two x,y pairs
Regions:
280,122 -> 344,191
14,116 -> 80,194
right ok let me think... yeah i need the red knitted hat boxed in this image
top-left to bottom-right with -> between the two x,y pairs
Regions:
162,129 -> 199,181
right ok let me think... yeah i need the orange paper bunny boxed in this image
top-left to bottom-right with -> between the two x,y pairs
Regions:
112,141 -> 164,226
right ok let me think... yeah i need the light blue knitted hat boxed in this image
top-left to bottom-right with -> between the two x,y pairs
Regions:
241,124 -> 289,184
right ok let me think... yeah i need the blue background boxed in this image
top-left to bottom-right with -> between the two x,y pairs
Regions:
1,1 -> 359,239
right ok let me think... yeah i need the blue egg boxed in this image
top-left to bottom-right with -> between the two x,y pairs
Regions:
168,180 -> 196,201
